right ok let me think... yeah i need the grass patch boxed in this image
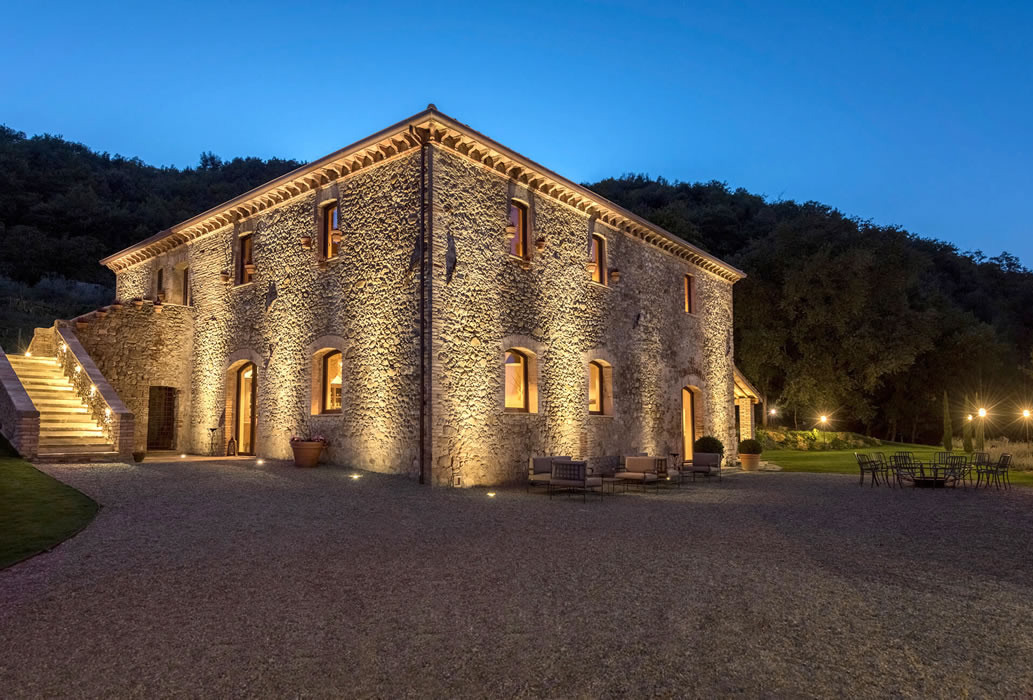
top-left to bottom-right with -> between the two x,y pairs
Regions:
765,443 -> 1033,487
0,437 -> 98,569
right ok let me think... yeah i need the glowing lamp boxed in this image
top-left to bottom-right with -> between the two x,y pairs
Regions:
820,415 -> 828,423
487,491 -> 497,498
74,365 -> 81,374
25,351 -> 32,357
350,474 -> 361,480
180,453 -> 186,459
59,343 -> 66,352
978,408 -> 987,418
1024,410 -> 1030,419
104,408 -> 111,417
769,408 -> 777,416
257,459 -> 265,465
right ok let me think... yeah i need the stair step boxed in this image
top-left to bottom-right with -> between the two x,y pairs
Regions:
8,356 -> 58,365
34,450 -> 119,463
24,385 -> 75,394
39,436 -> 112,446
40,427 -> 105,436
40,419 -> 101,427
10,366 -> 65,376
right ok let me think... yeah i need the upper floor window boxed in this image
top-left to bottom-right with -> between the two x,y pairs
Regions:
322,351 -> 343,413
181,267 -> 191,306
504,349 -> 529,412
589,234 -> 607,285
588,361 -> 605,414
508,200 -> 528,259
684,274 -> 696,314
238,233 -> 255,284
323,202 -> 341,259
156,268 -> 165,299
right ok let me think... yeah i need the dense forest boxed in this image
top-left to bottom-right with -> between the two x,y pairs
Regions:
591,176 -> 1033,443
2,127 -> 1031,444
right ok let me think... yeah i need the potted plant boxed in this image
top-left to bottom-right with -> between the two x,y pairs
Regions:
738,439 -> 763,471
132,451 -> 145,463
692,435 -> 724,467
290,435 -> 327,468
131,297 -> 144,309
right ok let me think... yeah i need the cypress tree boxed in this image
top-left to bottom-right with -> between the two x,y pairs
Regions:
942,391 -> 952,452
962,416 -> 973,453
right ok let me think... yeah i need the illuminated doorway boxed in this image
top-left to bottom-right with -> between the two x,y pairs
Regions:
682,387 -> 697,462
236,362 -> 257,455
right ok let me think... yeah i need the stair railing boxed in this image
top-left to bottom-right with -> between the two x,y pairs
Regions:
55,327 -> 134,459
0,346 -> 40,459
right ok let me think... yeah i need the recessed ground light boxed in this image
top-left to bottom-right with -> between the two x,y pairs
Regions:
257,459 -> 265,465
350,474 -> 361,480
180,453 -> 186,459
487,492 -> 496,498
25,351 -> 32,357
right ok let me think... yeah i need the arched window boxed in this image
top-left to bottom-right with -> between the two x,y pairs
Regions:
589,234 -> 607,285
321,351 -> 343,413
508,200 -> 528,259
504,350 -> 528,412
322,202 -> 341,259
588,361 -> 604,414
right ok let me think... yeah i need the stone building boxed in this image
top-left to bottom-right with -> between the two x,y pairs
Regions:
4,106 -> 759,483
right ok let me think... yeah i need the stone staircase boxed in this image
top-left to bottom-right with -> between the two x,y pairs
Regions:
6,354 -> 117,461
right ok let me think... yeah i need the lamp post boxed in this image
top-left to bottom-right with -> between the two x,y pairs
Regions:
976,407 -> 987,452
820,415 -> 828,446
768,407 -> 778,428
1023,409 -> 1031,447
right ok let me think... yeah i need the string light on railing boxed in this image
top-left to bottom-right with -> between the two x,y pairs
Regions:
74,365 -> 81,374
59,343 -> 66,352
105,408 -> 111,418
89,385 -> 96,396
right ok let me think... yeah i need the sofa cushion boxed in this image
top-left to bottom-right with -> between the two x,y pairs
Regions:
625,457 -> 656,473
615,472 -> 659,482
529,472 -> 551,483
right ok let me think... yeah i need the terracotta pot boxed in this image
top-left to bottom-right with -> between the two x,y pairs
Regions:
291,441 -> 324,468
740,454 -> 761,471
110,303 -> 123,311
153,303 -> 163,314
132,299 -> 144,308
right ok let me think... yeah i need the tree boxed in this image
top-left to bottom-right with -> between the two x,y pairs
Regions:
962,394 -> 974,453
942,391 -> 952,452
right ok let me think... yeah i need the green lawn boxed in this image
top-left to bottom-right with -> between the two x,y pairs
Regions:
0,439 -> 99,569
765,444 -> 1033,487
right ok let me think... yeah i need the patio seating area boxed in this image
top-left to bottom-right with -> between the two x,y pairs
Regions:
530,453 -> 724,500
855,450 -> 1013,489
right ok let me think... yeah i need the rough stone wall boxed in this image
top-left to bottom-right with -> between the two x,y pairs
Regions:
116,263 -> 153,302
181,152 -> 423,469
0,348 -> 39,458
71,304 -> 194,452
428,147 -> 737,485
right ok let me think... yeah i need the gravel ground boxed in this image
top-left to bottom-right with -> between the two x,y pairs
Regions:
2,460 -> 1033,698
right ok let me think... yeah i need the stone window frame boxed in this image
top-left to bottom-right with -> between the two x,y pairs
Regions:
589,232 -> 608,287
500,334 -> 542,415
155,266 -> 166,301
237,231 -> 255,286
507,198 -> 530,261
679,373 -> 706,462
321,199 -> 341,261
684,273 -> 697,315
307,335 -> 350,417
584,349 -> 616,417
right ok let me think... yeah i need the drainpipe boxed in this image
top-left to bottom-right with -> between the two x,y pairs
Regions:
415,125 -> 427,485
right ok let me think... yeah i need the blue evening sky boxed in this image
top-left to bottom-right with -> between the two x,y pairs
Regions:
2,1 -> 1031,263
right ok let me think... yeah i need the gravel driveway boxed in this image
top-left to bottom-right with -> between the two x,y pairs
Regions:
2,460 -> 1033,698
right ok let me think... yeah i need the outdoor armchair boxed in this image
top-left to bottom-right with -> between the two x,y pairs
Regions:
854,453 -> 881,487
548,459 -> 602,501
615,456 -> 662,492
528,455 -> 571,491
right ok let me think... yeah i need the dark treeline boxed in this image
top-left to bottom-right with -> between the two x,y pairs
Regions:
2,127 -> 1030,444
0,126 -> 301,349
589,175 -> 1033,444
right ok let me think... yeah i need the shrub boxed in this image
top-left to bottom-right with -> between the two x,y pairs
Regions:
738,439 -> 762,454
693,435 -> 724,454
131,451 -> 145,463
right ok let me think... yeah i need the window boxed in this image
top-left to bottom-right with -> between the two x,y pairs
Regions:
321,351 -> 343,413
323,202 -> 341,259
588,361 -> 605,414
508,200 -> 528,259
684,274 -> 696,314
590,234 -> 607,285
238,234 -> 254,284
504,350 -> 529,412
156,268 -> 165,299
181,267 -> 191,306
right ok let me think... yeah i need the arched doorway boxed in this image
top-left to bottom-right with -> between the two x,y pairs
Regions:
235,362 -> 257,455
682,387 -> 696,462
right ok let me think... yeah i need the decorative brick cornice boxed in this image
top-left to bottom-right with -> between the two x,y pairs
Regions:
101,107 -> 745,282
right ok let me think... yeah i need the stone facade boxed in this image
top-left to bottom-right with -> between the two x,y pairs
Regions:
79,109 -> 742,485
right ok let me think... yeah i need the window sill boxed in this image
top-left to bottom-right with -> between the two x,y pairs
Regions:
506,254 -> 531,266
587,281 -> 611,290
588,412 -> 614,418
503,409 -> 538,415
233,281 -> 255,289
312,411 -> 342,417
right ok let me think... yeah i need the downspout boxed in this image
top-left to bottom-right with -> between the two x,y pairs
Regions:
416,126 -> 427,485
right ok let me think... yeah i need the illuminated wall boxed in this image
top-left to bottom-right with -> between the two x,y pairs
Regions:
428,148 -> 737,485
98,141 -> 737,483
